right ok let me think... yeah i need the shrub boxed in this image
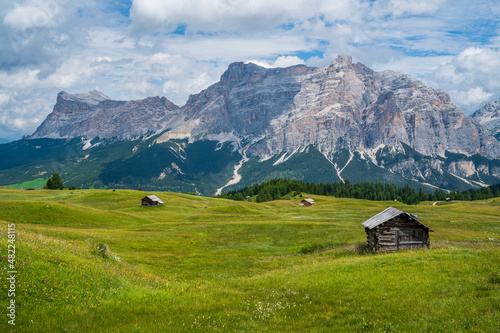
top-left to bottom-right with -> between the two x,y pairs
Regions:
90,242 -> 111,259
68,186 -> 76,190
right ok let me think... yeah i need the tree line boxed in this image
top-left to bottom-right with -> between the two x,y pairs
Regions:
216,178 -> 500,205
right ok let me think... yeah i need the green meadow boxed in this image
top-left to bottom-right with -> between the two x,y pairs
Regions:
0,188 -> 499,332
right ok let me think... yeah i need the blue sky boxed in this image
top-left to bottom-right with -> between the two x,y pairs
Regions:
0,0 -> 499,139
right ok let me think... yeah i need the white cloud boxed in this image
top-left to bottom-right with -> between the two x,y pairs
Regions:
164,34 -> 316,63
388,0 -> 446,18
0,96 -> 50,135
454,47 -> 500,73
3,0 -> 62,30
371,55 -> 453,78
0,69 -> 40,89
0,93 -> 11,107
451,87 -> 494,106
246,60 -> 273,68
428,48 -> 500,112
246,56 -> 305,69
272,56 -> 305,68
130,0 -> 364,34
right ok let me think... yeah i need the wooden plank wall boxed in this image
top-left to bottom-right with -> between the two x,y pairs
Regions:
365,216 -> 430,252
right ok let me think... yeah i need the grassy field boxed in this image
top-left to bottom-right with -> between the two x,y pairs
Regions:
0,188 -> 498,332
4,178 -> 47,189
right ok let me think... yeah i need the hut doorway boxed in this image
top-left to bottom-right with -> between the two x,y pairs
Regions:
396,229 -> 426,250
396,230 -> 408,250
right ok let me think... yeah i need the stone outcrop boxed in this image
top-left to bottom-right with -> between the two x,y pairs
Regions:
31,90 -> 180,140
471,101 -> 500,138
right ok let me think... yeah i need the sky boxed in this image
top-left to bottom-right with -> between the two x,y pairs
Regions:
1,0 -> 499,140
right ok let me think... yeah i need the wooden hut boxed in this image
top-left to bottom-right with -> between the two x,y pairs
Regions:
362,207 -> 433,252
141,195 -> 164,206
302,198 -> 315,206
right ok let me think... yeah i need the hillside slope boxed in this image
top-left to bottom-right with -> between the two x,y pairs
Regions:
0,188 -> 498,332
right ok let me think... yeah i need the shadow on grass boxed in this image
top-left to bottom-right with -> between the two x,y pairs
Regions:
300,241 -> 371,255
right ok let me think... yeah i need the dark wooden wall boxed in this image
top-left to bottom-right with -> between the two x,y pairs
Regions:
141,199 -> 157,206
365,216 -> 430,252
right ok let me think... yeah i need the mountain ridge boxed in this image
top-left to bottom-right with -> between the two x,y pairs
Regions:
31,91 -> 180,140
31,56 -> 499,160
15,55 -> 500,193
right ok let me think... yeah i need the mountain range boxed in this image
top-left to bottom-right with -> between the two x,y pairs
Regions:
1,55 -> 499,195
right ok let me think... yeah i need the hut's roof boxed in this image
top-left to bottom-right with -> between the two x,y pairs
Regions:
302,198 -> 315,203
362,206 -> 433,231
142,195 -> 164,204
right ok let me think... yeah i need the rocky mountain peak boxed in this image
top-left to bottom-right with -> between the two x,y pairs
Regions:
164,57 -> 498,160
31,91 -> 179,140
58,90 -> 110,106
471,101 -> 500,138
473,101 -> 500,118
220,62 -> 267,89
335,54 -> 353,65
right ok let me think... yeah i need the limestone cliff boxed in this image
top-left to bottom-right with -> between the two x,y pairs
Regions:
31,90 -> 180,140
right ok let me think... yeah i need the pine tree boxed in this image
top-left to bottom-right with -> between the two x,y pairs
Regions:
44,173 -> 64,190
44,178 -> 53,190
51,173 -> 64,190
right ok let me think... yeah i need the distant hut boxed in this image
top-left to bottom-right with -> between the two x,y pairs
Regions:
302,198 -> 315,207
445,197 -> 452,202
141,195 -> 164,206
362,207 -> 433,252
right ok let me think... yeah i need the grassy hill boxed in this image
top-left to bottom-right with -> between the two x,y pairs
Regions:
0,188 -> 499,332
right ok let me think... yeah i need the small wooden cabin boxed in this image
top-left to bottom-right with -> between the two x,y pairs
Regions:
302,198 -> 315,206
141,195 -> 164,206
362,207 -> 433,252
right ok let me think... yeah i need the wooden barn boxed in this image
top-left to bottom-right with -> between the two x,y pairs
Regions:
141,195 -> 164,206
302,198 -> 315,206
362,207 -> 433,252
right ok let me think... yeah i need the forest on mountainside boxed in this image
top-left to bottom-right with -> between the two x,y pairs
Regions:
216,178 -> 500,205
